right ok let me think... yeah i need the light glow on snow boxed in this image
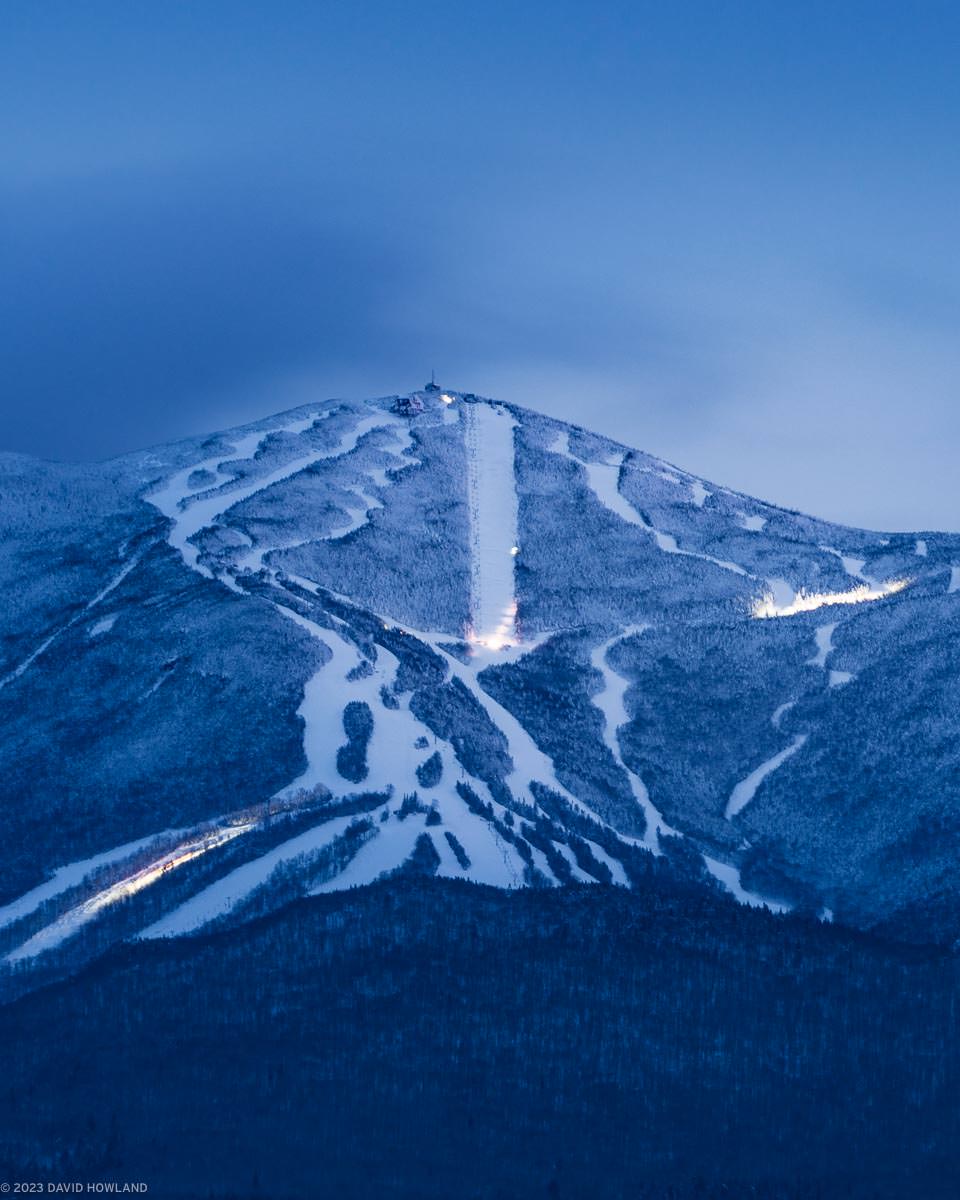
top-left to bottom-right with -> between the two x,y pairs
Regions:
751,578 -> 909,618
467,600 -> 518,653
6,824 -> 254,962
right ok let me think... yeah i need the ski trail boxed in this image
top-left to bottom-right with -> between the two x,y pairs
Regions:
805,621 -> 856,686
689,480 -> 710,507
5,823 -> 255,963
548,438 -> 750,581
138,815 -> 359,938
948,566 -> 960,594
771,700 -> 795,729
589,628 -> 677,853
435,644 -> 582,813
820,545 -> 869,582
88,614 -> 118,638
0,551 -> 143,692
310,820 -> 424,894
725,735 -> 808,819
233,422 -> 418,573
287,587 -> 584,824
702,855 -> 791,914
587,456 -> 748,575
0,834 -> 170,931
808,622 -> 838,669
269,597 -> 528,886
149,411 -> 391,576
753,578 -> 909,618
464,401 -> 519,650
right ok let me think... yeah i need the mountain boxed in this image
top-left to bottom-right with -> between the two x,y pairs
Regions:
2,384 -> 959,992
3,384 -> 960,1197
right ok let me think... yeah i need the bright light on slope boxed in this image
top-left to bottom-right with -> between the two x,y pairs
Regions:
752,578 -> 910,619
6,824 -> 254,963
467,600 -> 518,653
440,393 -> 455,405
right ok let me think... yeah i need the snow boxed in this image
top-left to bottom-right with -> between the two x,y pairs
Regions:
820,546 -> 869,581
949,566 -> 960,594
582,458 -> 647,528
689,480 -> 710,507
916,539 -> 928,557
436,642 -> 581,812
464,401 -> 519,650
547,429 -> 570,456
771,700 -> 796,729
575,452 -> 749,578
766,578 -> 797,610
234,421 -> 416,573
585,839 -> 630,886
805,623 -> 855,687
88,614 -> 117,638
739,513 -> 767,532
702,855 -> 791,913
0,552 -> 142,692
425,753 -> 525,887
146,426 -> 271,574
138,815 -> 359,938
527,844 -> 560,884
270,598 -> 530,887
589,628 -> 676,853
725,735 -> 807,819
6,824 -> 253,962
753,578 -> 909,618
266,606 -> 412,793
808,622 -> 838,669
148,410 -> 391,577
552,841 -> 599,884
0,834 -> 166,931
310,818 -> 425,894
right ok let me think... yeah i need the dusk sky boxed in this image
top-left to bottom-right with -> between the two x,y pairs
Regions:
2,1 -> 959,530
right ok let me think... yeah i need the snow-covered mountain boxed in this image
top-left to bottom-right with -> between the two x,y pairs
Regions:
3,384 -> 959,984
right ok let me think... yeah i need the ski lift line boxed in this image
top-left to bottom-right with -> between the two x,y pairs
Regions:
464,402 -> 520,652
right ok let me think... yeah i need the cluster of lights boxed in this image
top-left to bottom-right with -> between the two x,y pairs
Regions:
751,578 -> 909,619
6,823 -> 255,963
467,599 -> 519,653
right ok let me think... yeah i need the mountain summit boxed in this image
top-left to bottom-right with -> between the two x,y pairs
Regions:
2,386 -> 958,984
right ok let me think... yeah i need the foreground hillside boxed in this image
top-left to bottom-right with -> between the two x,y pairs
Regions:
1,879 -> 956,1199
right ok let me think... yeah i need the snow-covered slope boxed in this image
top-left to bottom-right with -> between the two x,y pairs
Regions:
3,383 -> 960,983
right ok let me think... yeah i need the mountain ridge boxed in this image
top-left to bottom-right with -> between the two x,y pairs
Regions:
2,383 -> 959,993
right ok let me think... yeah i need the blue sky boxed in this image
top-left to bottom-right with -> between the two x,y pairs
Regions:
2,1 -> 959,529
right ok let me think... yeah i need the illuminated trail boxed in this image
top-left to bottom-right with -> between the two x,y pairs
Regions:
464,401 -> 520,651
5,824 -> 253,963
751,578 -> 909,619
